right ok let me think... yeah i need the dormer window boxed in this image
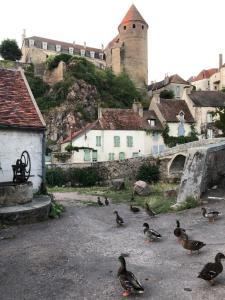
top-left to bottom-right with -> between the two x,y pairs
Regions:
90,51 -> 95,59
148,119 -> 156,126
69,47 -> 74,55
80,49 -> 85,57
29,39 -> 34,47
56,44 -> 61,52
42,42 -> 47,50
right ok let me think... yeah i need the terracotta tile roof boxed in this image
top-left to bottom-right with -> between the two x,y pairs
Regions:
148,74 -> 189,91
0,68 -> 45,129
157,99 -> 195,123
61,108 -> 163,143
189,91 -> 225,107
120,4 -> 148,26
191,68 -> 218,82
25,36 -> 103,53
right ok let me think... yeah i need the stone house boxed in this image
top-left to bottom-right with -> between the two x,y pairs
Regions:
149,94 -> 195,137
21,35 -> 106,71
0,68 -> 46,190
182,88 -> 225,138
60,102 -> 164,163
148,74 -> 190,99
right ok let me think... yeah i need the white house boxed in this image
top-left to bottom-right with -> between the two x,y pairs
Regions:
61,102 -> 165,162
0,67 -> 46,190
149,94 -> 195,137
182,88 -> 225,138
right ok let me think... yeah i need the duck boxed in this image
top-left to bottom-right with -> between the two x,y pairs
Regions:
117,255 -> 144,297
104,196 -> 109,206
145,202 -> 156,217
97,196 -> 104,206
174,220 -> 186,242
143,222 -> 161,242
201,207 -> 221,223
198,252 -> 225,285
113,211 -> 124,226
180,232 -> 206,254
130,205 -> 140,213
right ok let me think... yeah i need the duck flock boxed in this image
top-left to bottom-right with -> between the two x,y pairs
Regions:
96,195 -> 224,297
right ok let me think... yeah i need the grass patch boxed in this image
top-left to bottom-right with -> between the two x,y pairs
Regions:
48,182 -> 178,214
176,196 -> 199,211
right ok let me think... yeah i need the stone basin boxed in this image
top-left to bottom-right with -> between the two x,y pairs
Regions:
0,181 -> 33,207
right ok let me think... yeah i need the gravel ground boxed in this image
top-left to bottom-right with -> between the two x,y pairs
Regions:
0,191 -> 225,300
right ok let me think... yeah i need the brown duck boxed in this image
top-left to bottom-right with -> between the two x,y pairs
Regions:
174,220 -> 186,241
180,233 -> 206,254
201,207 -> 221,223
198,253 -> 225,285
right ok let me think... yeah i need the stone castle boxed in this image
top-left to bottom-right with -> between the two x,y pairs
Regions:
21,4 -> 148,91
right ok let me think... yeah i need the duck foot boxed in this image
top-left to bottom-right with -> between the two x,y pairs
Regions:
122,290 -> 129,297
209,280 -> 215,286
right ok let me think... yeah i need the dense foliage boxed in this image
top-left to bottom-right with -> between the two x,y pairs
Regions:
136,163 -> 160,183
160,89 -> 174,99
46,167 -> 102,187
0,39 -> 22,61
162,124 -> 198,147
213,107 -> 225,136
46,54 -> 72,70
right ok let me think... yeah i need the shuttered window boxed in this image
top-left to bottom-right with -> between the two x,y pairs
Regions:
84,149 -> 91,161
114,136 -> 120,147
92,150 -> 97,161
108,153 -> 115,161
127,136 -> 133,147
96,136 -> 101,146
119,152 -> 125,160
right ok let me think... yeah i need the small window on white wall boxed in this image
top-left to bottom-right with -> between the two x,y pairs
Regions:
56,44 -> 61,52
42,42 -> 47,50
69,47 -> 74,55
90,51 -> 95,59
207,112 -> 213,123
29,39 -> 34,47
80,49 -> 85,57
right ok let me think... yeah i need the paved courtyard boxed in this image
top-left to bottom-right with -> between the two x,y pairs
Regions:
0,192 -> 225,300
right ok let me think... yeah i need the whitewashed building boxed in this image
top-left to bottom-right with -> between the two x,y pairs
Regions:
61,103 -> 165,162
0,68 -> 46,190
149,94 -> 195,137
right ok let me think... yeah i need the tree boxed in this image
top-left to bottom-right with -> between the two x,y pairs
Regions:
160,89 -> 174,99
0,39 -> 22,61
213,107 -> 225,136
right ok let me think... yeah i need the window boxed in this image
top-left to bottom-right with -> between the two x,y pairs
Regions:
152,132 -> 159,141
148,119 -> 156,126
56,44 -> 61,52
114,136 -> 120,147
80,49 -> 85,57
108,153 -> 115,161
127,136 -> 133,147
132,152 -> 139,158
175,86 -> 181,98
84,149 -> 91,161
124,26 -> 126,30
207,112 -> 213,123
119,152 -> 125,160
29,39 -> 34,47
159,144 -> 165,153
99,53 -> 104,60
178,122 -> 185,136
69,47 -> 74,55
96,136 -> 101,146
92,150 -> 97,162
152,145 -> 158,155
142,25 -> 144,30
132,24 -> 136,28
90,51 -> 95,59
42,42 -> 47,50
207,129 -> 213,139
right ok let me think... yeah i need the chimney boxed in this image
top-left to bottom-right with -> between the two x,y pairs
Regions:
84,41 -> 86,49
73,41 -> 76,46
132,100 -> 139,113
22,29 -> 26,44
219,53 -> 223,69
98,105 -> 102,119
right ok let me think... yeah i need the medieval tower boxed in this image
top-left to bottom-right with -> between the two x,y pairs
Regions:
105,4 -> 148,91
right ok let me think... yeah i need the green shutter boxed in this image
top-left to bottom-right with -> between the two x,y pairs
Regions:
108,153 -> 115,161
92,150 -> 97,161
84,149 -> 91,161
127,136 -> 133,147
96,136 -> 101,146
114,136 -> 120,147
119,152 -> 125,160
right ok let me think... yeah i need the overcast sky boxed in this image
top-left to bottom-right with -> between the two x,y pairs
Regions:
0,0 -> 224,82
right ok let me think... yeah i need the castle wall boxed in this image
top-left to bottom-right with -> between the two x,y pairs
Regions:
111,47 -> 122,75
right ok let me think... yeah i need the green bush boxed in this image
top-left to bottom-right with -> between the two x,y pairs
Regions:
47,54 -> 72,70
136,163 -> 160,183
160,89 -> 174,99
49,200 -> 65,218
46,168 -> 66,187
0,39 -> 22,61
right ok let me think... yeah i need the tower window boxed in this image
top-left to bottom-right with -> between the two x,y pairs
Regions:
124,26 -> 126,30
133,24 -> 136,28
142,25 -> 144,30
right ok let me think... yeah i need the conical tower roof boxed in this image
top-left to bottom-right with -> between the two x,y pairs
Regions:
119,4 -> 148,27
